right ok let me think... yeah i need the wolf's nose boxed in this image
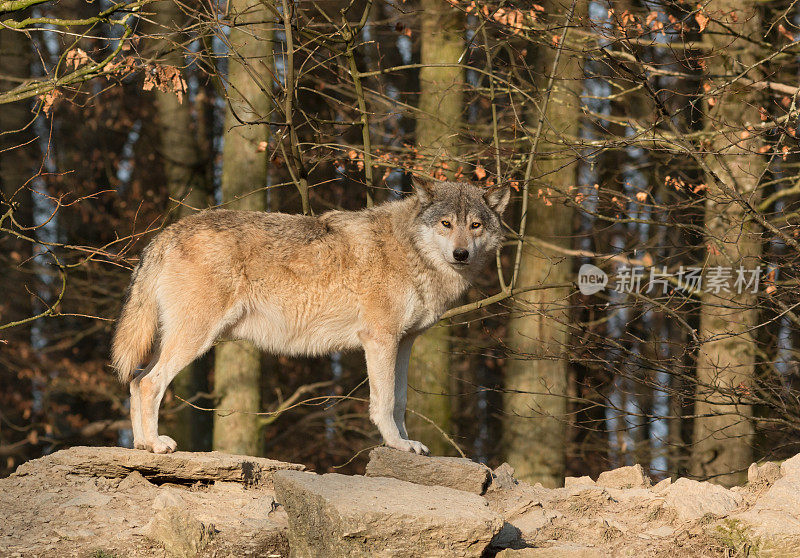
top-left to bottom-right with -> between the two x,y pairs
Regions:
453,248 -> 469,262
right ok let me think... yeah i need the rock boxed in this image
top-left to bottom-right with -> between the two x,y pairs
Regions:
734,472 -> 800,539
142,506 -> 214,558
210,480 -> 246,494
496,545 -> 604,557
513,507 -> 563,542
365,447 -> 491,494
663,478 -> 741,521
485,481 -> 548,520
117,471 -> 154,491
13,446 -> 304,487
604,487 -> 658,506
781,454 -> 800,478
564,476 -> 595,489
651,478 -> 671,493
55,527 -> 95,540
746,463 -> 758,484
747,461 -> 781,487
152,488 -> 185,510
554,486 -> 614,514
644,525 -> 675,538
491,463 -> 518,491
60,492 -> 112,508
274,470 -> 503,558
596,464 -> 651,489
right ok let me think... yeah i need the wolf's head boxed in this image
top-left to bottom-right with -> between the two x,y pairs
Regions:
412,176 -> 510,273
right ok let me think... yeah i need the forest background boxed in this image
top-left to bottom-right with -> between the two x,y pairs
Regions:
2,0 -> 799,489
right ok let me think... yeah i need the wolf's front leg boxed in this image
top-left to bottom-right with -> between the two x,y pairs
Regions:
362,333 -> 429,455
393,334 -> 418,440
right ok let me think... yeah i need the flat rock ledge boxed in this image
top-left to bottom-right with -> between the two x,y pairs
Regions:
12,446 -> 304,487
365,447 -> 492,494
274,470 -> 503,558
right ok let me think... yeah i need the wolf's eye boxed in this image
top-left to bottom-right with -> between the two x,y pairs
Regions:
441,220 -> 452,228
471,222 -> 482,229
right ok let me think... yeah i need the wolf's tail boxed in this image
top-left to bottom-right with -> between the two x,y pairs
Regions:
111,246 -> 160,383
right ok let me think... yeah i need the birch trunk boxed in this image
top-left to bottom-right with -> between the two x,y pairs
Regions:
406,2 -> 464,456
212,0 -> 272,456
690,1 -> 763,487
502,4 -> 582,485
149,0 -> 213,451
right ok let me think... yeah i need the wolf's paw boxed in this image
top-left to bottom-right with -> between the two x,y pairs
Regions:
138,435 -> 177,454
388,438 -> 430,455
152,435 -> 177,454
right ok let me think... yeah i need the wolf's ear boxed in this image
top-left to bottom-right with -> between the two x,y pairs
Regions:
484,183 -> 511,214
412,174 -> 437,205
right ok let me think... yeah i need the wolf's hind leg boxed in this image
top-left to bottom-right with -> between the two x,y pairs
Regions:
129,355 -> 159,450
130,376 -> 145,449
363,333 -> 429,456
138,331 -> 213,453
138,353 -> 192,453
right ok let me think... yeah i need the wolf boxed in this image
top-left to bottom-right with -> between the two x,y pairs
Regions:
111,177 -> 510,455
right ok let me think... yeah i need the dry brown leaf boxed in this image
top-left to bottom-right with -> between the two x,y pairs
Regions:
695,10 -> 709,33
38,89 -> 61,115
620,10 -> 634,26
142,71 -> 156,92
778,23 -> 796,42
66,48 -> 91,69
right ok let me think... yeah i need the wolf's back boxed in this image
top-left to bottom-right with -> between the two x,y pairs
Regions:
111,244 -> 160,383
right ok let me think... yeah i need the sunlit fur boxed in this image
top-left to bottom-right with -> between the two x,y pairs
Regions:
111,178 -> 510,455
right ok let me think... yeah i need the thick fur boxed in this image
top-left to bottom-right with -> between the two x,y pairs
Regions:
111,179 -> 510,455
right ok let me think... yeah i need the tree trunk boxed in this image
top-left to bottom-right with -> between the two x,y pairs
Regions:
690,2 -> 763,487
0,25 -> 34,334
407,2 -> 464,456
0,23 -> 34,470
149,0 -> 213,452
212,0 -> 272,456
502,5 -> 582,486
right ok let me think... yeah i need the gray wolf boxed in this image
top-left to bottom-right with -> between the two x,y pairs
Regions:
111,177 -> 509,455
